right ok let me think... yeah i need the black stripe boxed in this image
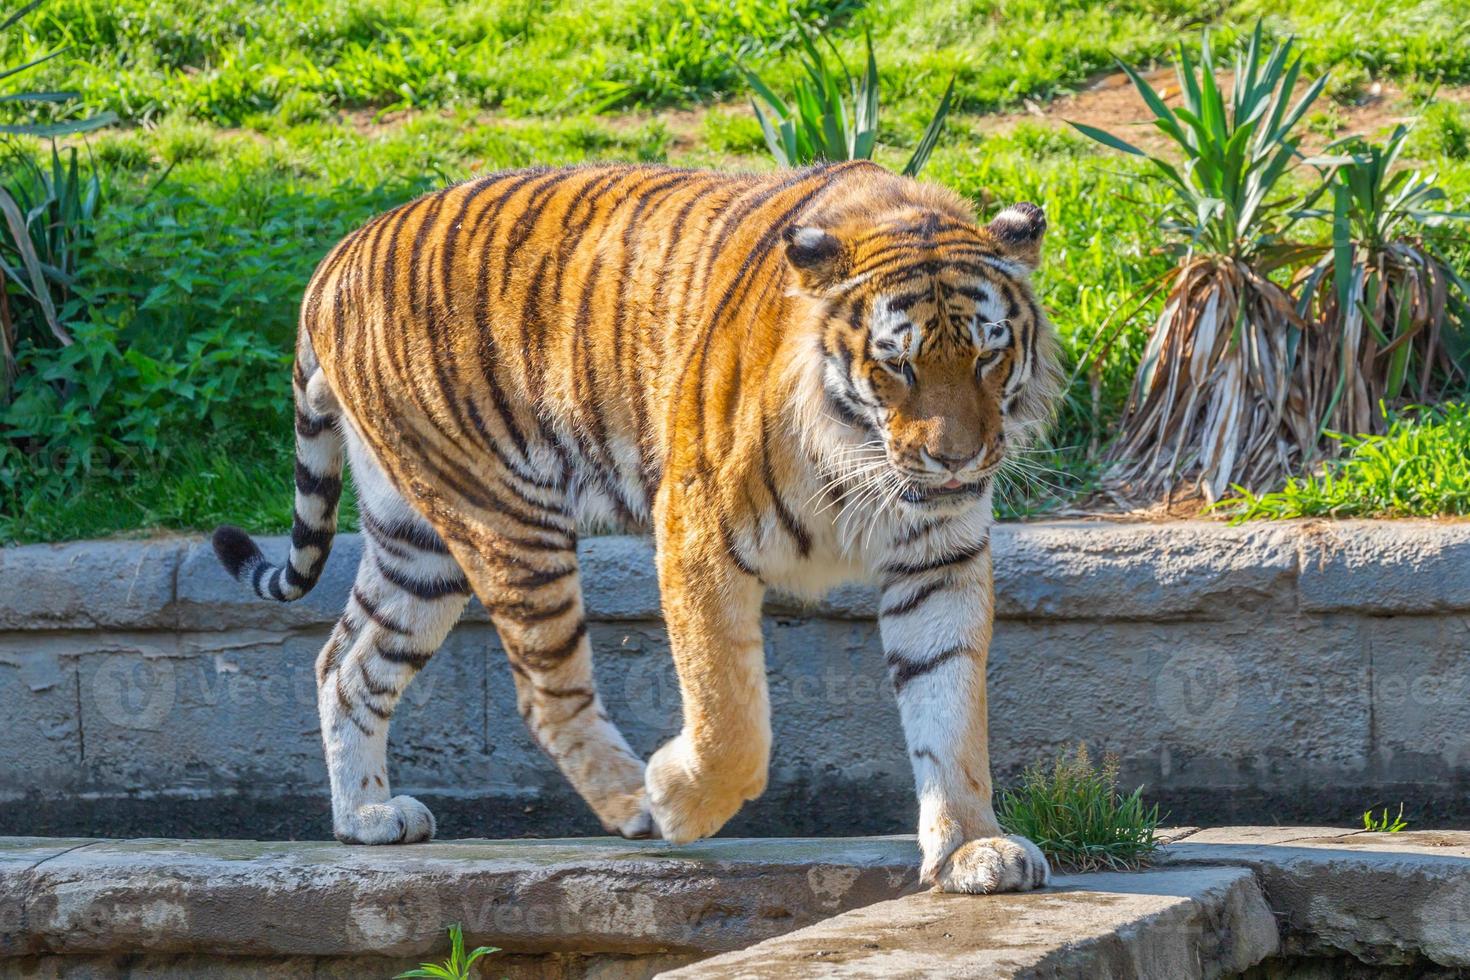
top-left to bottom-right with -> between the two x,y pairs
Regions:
407,192 -> 448,319
358,660 -> 397,697
482,478 -> 578,537
497,170 -> 579,300
375,641 -> 434,671
760,416 -> 811,557
295,460 -> 343,500
719,516 -> 760,578
373,551 -> 470,601
353,586 -> 410,634
887,645 -> 967,694
514,619 -> 588,669
360,508 -> 451,555
493,595 -> 577,625
825,384 -> 874,434
291,519 -> 334,552
267,566 -> 289,600
282,561 -> 320,590
882,539 -> 987,580
504,563 -> 577,590
361,697 -> 394,721
880,578 -> 950,618
295,406 -> 331,437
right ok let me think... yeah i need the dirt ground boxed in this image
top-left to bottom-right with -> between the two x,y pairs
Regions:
970,67 -> 1470,158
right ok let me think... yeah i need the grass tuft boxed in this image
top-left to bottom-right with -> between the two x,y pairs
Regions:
997,743 -> 1163,873
393,922 -> 499,980
1362,803 -> 1409,833
1218,402 -> 1470,520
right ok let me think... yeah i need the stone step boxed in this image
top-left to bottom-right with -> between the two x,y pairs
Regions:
2,829 -> 1468,978
662,866 -> 1277,979
0,835 -> 918,963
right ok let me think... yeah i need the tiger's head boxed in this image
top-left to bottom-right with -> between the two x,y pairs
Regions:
787,185 -> 1062,514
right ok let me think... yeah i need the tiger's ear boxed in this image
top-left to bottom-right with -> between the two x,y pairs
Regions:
784,225 -> 849,292
986,202 -> 1046,270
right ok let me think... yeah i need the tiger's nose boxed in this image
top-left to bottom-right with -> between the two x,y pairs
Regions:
928,448 -> 980,472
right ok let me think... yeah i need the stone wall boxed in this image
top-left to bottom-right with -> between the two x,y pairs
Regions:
3,520 -> 1469,839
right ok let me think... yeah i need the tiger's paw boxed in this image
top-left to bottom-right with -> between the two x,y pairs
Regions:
932,836 -> 1050,894
645,734 -> 763,844
616,798 -> 661,840
334,795 -> 436,845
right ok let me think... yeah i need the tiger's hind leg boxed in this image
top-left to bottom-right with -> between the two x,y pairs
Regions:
427,480 -> 656,839
316,433 -> 471,844
492,571 -> 656,839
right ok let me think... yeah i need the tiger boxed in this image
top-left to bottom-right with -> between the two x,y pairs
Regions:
212,160 -> 1062,894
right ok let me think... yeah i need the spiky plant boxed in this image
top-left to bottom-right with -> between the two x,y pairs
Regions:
1293,125 -> 1470,446
0,0 -> 115,401
740,27 -> 954,177
1072,22 -> 1328,502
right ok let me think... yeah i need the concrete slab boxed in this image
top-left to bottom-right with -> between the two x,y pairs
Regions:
4,836 -> 919,959
662,866 -> 1278,979
1158,826 -> 1470,968
5,831 -> 1470,977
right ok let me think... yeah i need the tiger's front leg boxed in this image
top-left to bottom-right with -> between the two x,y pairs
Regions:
880,534 -> 1049,893
644,513 -> 771,843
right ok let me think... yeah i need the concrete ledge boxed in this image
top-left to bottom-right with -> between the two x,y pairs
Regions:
1159,826 -> 1470,968
6,519 -> 1470,631
6,830 -> 1468,978
0,836 -> 918,960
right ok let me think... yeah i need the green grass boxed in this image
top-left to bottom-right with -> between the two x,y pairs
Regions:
997,744 -> 1164,873
6,0 -> 1469,125
1362,803 -> 1409,832
1218,403 -> 1470,520
1,0 -> 1469,542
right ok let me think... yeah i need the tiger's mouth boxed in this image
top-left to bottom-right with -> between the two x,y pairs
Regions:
899,476 -> 990,505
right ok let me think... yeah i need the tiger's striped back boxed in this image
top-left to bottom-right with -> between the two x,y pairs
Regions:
303,163 -> 857,538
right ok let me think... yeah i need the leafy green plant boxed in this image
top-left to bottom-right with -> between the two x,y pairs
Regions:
1073,21 -> 1328,502
1293,124 -> 1470,446
1362,803 -> 1409,833
0,0 -> 115,398
740,26 -> 954,176
393,923 -> 500,980
997,743 -> 1163,873
1218,402 -> 1470,520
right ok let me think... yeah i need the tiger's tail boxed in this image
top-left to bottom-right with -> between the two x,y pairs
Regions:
212,348 -> 344,602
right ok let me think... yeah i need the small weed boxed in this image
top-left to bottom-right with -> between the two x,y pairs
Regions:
1362,803 -> 1409,833
997,744 -> 1164,873
1305,106 -> 1345,139
1326,62 -> 1372,105
393,923 -> 500,980
1412,100 -> 1470,161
